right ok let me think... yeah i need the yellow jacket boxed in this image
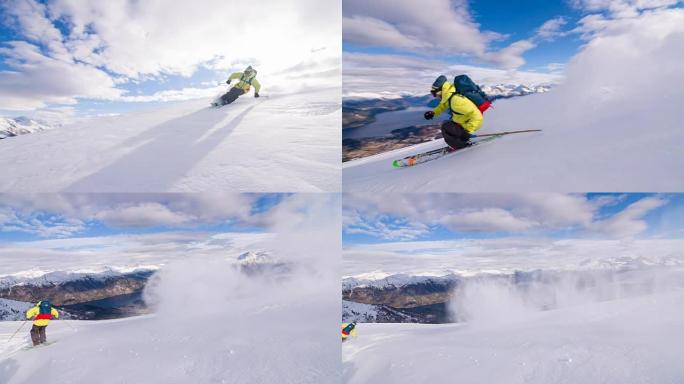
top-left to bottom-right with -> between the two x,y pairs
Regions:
26,302 -> 59,326
432,81 -> 483,133
341,323 -> 357,339
228,72 -> 261,94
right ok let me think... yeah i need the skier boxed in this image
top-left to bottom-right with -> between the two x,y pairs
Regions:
342,322 -> 357,342
25,300 -> 59,346
215,65 -> 261,106
424,75 -> 489,150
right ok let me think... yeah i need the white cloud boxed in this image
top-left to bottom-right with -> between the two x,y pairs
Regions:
535,17 -> 568,41
0,41 -> 123,110
0,207 -> 86,238
570,0 -> 682,18
343,238 -> 684,277
344,194 -> 670,240
343,0 -> 534,69
440,208 -> 537,232
0,194 -> 256,236
343,52 -> 562,97
591,197 -> 668,237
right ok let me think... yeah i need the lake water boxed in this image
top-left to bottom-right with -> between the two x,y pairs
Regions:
344,107 -> 434,139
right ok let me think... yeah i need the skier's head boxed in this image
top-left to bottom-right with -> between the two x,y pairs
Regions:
244,66 -> 256,77
431,75 -> 447,97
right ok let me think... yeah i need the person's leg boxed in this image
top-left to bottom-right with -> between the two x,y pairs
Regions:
221,88 -> 245,105
441,121 -> 470,149
38,326 -> 47,344
30,325 -> 40,346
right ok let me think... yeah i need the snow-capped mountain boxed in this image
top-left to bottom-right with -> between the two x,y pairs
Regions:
0,116 -> 56,139
342,300 -> 437,323
481,83 -> 552,99
236,251 -> 272,264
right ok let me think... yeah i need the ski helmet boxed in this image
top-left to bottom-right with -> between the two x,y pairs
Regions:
431,75 -> 447,96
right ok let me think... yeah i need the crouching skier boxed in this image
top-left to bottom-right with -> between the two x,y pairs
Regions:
424,74 -> 491,150
215,65 -> 262,106
26,300 -> 59,346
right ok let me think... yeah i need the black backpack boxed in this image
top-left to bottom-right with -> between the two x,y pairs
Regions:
451,75 -> 491,113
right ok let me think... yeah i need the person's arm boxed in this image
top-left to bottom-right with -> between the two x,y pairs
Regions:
51,308 -> 59,319
26,307 -> 37,320
433,94 -> 450,117
226,72 -> 243,84
252,78 -> 261,95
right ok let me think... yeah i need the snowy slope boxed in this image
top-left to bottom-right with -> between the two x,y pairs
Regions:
343,13 -> 684,192
343,289 -> 684,384
0,308 -> 337,384
0,86 -> 340,192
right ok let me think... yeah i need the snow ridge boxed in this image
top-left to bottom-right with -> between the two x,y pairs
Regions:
0,266 -> 159,289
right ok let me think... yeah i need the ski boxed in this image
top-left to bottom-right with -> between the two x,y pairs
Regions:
392,135 -> 500,168
391,129 -> 541,168
470,129 -> 541,138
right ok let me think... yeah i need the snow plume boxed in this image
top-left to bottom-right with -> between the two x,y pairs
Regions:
450,267 -> 684,328
135,193 -> 341,382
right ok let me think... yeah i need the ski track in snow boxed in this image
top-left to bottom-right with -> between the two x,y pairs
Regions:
342,289 -> 684,384
0,87 -> 340,192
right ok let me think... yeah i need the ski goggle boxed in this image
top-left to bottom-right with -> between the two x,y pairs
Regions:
430,88 -> 440,97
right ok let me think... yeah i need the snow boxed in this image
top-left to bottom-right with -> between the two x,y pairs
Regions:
236,251 -> 273,264
342,300 -> 379,322
0,299 -> 33,321
343,11 -> 684,191
343,288 -> 684,384
0,86 -> 340,192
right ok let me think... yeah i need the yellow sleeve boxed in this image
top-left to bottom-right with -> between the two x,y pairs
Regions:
51,308 -> 59,318
26,307 -> 38,319
228,72 -> 243,81
433,94 -> 450,117
252,78 -> 261,94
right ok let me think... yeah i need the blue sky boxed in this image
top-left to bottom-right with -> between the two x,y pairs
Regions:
343,193 -> 683,245
469,0 -> 582,69
0,0 -> 340,121
344,0 -> 583,72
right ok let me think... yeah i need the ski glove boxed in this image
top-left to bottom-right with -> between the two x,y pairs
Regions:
424,111 -> 435,120
254,92 -> 260,98
226,80 -> 231,85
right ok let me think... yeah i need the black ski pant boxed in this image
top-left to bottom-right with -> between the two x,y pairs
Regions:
441,120 -> 472,150
30,324 -> 47,346
220,87 -> 245,105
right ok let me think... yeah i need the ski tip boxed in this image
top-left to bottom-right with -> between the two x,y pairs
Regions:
392,160 -> 400,168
